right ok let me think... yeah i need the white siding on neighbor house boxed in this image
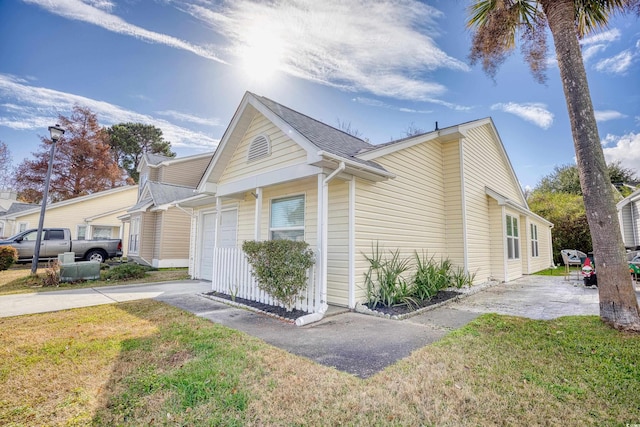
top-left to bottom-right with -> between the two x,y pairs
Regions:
353,141 -> 448,304
462,124 -> 526,282
218,113 -> 308,186
619,204 -> 635,247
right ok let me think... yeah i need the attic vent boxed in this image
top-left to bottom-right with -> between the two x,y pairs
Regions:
247,134 -> 271,162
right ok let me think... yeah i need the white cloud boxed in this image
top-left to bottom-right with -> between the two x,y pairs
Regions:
181,0 -> 470,102
603,133 -> 640,175
491,102 -> 554,129
22,0 -> 225,63
595,110 -> 626,122
0,74 -> 219,150
581,29 -> 621,46
595,50 -> 634,74
582,44 -> 607,62
155,110 -> 222,127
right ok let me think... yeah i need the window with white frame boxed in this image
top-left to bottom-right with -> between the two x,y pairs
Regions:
129,217 -> 140,254
92,226 -> 113,239
0,221 -> 4,238
77,225 -> 87,240
270,195 -> 305,241
506,215 -> 520,260
530,223 -> 539,257
18,222 -> 28,233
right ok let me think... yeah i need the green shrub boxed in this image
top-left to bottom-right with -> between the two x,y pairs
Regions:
242,240 -> 315,311
413,252 -> 452,300
102,263 -> 150,281
363,243 -> 477,309
0,246 -> 18,271
363,243 -> 415,308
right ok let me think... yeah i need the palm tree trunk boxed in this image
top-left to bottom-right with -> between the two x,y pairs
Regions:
541,0 -> 640,331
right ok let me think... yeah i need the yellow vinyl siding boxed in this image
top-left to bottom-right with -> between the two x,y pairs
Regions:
218,113 -> 308,185
527,218 -> 553,273
463,124 -> 526,282
327,179 -> 350,306
354,142 -> 447,303
442,140 -> 464,267
140,212 -> 156,263
157,156 -> 211,187
156,208 -> 191,260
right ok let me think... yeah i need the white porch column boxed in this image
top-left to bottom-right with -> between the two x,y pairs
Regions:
211,197 -> 221,291
254,187 -> 262,240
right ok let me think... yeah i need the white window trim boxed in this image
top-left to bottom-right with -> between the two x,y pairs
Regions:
506,214 -> 520,260
18,222 -> 28,233
91,224 -> 115,239
77,224 -> 87,240
129,217 -> 141,254
531,223 -> 539,258
269,193 -> 305,241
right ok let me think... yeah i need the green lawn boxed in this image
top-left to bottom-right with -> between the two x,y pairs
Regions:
0,300 -> 638,426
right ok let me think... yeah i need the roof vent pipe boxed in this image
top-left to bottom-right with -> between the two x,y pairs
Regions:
435,121 -> 439,131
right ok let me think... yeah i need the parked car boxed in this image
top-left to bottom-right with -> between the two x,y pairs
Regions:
0,228 -> 122,263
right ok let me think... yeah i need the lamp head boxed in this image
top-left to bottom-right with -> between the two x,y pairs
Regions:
48,124 -> 65,142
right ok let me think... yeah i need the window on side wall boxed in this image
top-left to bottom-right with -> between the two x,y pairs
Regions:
506,215 -> 520,260
18,222 -> 28,233
130,217 -> 140,254
530,223 -> 539,257
92,226 -> 113,239
270,195 -> 305,241
77,225 -> 87,240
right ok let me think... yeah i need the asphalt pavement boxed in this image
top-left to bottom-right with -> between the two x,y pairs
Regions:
0,275 -> 624,378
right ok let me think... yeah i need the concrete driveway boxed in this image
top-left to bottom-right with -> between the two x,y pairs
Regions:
1,275 -> 631,378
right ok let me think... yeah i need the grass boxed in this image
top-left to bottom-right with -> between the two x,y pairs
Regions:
535,265 -> 579,276
0,301 -> 638,425
0,264 -> 190,296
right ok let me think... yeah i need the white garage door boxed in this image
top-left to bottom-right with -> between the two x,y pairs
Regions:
199,212 -> 216,281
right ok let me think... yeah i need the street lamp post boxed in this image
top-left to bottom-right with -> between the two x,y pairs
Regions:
31,124 -> 65,275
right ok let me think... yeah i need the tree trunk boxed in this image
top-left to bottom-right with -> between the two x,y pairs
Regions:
541,0 -> 640,331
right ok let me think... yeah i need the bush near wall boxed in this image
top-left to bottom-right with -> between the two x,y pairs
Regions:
0,246 -> 18,271
242,240 -> 315,311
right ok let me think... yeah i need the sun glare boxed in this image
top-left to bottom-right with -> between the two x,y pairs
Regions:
239,28 -> 284,82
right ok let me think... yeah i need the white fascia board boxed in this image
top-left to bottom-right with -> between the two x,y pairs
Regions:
316,151 -> 395,180
216,163 -> 321,197
154,152 -> 213,168
617,188 -> 640,209
485,187 -> 553,227
357,127 -> 463,161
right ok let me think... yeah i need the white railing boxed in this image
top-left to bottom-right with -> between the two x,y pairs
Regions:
211,247 -> 318,313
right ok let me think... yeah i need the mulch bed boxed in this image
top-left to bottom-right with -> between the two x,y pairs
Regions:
205,291 -> 309,321
364,290 -> 461,317
206,289 -> 461,321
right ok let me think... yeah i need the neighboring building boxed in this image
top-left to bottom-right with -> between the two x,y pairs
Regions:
121,152 -> 213,268
0,186 -> 137,252
0,190 -> 39,238
617,189 -> 640,249
178,92 -> 554,314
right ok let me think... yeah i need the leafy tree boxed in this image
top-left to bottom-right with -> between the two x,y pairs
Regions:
14,105 -> 127,203
468,0 -> 640,331
528,191 -> 592,264
0,141 -> 12,189
537,162 -> 637,195
107,123 -> 174,183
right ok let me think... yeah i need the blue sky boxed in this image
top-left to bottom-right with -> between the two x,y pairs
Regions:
0,0 -> 638,191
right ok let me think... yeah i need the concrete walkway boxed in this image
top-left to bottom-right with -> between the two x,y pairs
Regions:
1,275 -> 630,378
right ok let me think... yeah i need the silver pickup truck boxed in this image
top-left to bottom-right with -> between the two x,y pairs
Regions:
0,228 -> 122,263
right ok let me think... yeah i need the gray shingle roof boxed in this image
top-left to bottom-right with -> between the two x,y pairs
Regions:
4,202 -> 39,216
254,94 -> 386,171
147,182 -> 196,206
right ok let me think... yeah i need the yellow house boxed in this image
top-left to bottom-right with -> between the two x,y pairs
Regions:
0,186 -> 138,253
178,92 -> 553,316
121,152 -> 213,268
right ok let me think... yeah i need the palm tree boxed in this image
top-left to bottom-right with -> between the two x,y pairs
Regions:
467,0 -> 640,331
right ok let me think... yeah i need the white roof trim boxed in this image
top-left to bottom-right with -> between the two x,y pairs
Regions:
148,152 -> 213,169
485,187 -> 553,227
617,188 -> 640,209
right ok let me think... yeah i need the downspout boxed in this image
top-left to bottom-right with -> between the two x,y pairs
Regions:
296,161 -> 346,326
